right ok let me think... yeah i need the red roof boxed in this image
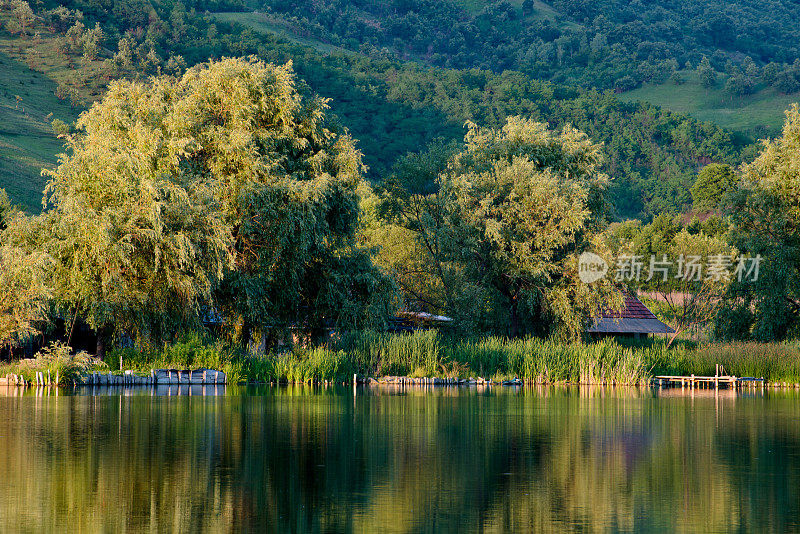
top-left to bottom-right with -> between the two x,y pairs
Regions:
597,294 -> 656,320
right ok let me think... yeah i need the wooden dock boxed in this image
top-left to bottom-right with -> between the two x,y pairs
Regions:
654,365 -> 765,389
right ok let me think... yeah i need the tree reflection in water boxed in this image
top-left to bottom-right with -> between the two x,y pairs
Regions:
0,385 -> 798,532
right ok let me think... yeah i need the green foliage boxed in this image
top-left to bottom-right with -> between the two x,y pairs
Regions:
254,0 -> 800,95
721,104 -> 800,341
0,341 -> 106,383
271,347 -> 353,383
35,67 -> 235,339
0,188 -> 12,231
0,215 -> 52,349
377,117 -> 620,339
107,333 -> 238,374
724,74 -> 755,97
604,213 -> 735,343
6,0 -> 34,36
16,57 -> 392,347
691,163 -> 737,211
648,341 -> 800,383
50,118 -> 69,136
0,0 -> 752,218
697,57 -> 717,88
113,329 -> 655,384
26,329 -> 800,386
337,328 -> 442,377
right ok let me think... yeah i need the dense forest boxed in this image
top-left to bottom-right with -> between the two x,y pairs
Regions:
0,0 -> 754,218
257,0 -> 800,93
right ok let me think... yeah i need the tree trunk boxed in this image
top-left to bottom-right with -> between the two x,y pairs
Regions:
509,297 -> 520,338
241,319 -> 252,352
96,325 -> 108,360
95,327 -> 106,360
666,327 -> 683,348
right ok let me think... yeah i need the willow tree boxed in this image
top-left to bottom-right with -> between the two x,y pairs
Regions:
39,57 -> 390,352
40,76 -> 234,354
0,211 -> 52,354
720,105 -> 800,340
378,117 -> 618,339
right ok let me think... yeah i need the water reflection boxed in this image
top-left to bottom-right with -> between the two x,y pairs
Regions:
0,386 -> 798,532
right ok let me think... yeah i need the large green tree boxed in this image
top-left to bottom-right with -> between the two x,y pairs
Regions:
377,117 -> 618,339
606,218 -> 734,345
720,105 -> 800,341
34,57 -> 390,353
691,163 -> 737,212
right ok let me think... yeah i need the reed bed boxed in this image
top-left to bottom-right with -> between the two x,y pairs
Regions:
8,332 -> 800,386
648,341 -> 800,383
332,332 -> 653,385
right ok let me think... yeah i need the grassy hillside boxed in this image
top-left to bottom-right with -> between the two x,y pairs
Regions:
217,10 -> 800,142
620,71 -> 800,139
0,51 -> 77,211
235,2 -> 800,140
213,12 -> 348,55
0,8 -> 113,212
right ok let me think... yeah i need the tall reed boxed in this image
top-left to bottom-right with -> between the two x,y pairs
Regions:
28,331 -> 800,386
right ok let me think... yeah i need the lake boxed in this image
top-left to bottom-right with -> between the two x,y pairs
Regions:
0,385 -> 798,532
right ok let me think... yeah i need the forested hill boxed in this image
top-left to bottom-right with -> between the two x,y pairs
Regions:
257,0 -> 800,93
0,0 -> 752,218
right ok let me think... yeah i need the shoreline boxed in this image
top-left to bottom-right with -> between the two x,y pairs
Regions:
2,371 -> 799,390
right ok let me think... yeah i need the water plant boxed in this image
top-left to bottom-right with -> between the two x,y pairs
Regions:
9,332 -> 800,386
0,341 -> 107,383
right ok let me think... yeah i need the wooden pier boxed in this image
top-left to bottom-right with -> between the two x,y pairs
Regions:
654,365 -> 765,389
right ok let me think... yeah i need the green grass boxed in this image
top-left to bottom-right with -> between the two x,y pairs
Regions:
108,331 -> 656,385
0,13 -> 113,212
212,12 -> 349,55
620,70 -> 800,139
0,51 -> 77,211
8,332 -> 800,386
649,341 -> 800,383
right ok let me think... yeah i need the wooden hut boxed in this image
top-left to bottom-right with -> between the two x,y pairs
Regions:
586,293 -> 675,339
388,311 -> 453,333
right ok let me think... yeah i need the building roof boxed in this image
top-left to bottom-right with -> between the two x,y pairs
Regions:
586,294 -> 675,334
395,311 -> 453,323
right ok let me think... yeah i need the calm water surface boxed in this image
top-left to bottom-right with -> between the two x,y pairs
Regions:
0,385 -> 799,532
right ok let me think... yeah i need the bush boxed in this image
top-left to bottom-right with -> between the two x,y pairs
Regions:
0,342 -> 106,383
